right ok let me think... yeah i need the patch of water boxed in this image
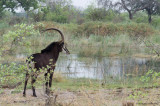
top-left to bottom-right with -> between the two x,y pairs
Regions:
55,54 -> 159,80
13,53 -> 160,80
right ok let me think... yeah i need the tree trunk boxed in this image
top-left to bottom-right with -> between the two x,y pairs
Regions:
129,11 -> 133,20
147,8 -> 152,23
148,14 -> 152,23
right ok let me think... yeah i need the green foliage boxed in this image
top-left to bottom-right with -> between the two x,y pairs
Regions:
0,24 -> 39,87
45,11 -> 68,23
0,0 -> 39,19
129,90 -> 147,100
0,0 -> 16,18
140,70 -> 160,86
3,24 -> 37,42
105,10 -> 117,21
85,5 -> 107,21
0,63 -> 26,87
151,34 -> 160,44
43,0 -> 77,23
0,23 -> 39,58
30,10 -> 44,22
151,16 -> 160,27
0,21 -> 8,29
3,23 -> 38,46
74,21 -> 156,37
133,12 -> 148,23
16,0 -> 38,11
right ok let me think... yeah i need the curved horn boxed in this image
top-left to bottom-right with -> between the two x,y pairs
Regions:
42,28 -> 64,42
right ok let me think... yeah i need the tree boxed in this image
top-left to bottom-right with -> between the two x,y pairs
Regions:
85,5 -> 107,21
0,0 -> 40,19
16,0 -> 39,20
97,0 -> 113,9
44,0 -> 76,23
0,0 -> 17,18
16,0 -> 38,12
138,0 -> 160,23
115,0 -> 150,20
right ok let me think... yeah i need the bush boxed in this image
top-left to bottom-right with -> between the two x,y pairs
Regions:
0,23 -> 39,56
151,16 -> 160,28
45,12 -> 68,23
85,6 -> 107,21
73,21 -> 117,36
123,23 -> 155,37
0,63 -> 26,88
30,11 -> 44,22
133,12 -> 148,23
8,16 -> 25,26
74,21 -> 156,37
3,24 -> 38,43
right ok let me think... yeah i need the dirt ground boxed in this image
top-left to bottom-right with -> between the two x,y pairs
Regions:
0,87 -> 160,106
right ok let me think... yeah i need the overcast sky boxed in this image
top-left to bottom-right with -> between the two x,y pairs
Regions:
16,0 -> 118,12
16,0 -> 96,12
72,0 -> 96,8
72,0 -> 118,8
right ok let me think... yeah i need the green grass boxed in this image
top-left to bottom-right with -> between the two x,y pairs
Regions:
0,21 -> 8,29
0,69 -> 159,92
150,34 -> 160,45
50,77 -> 160,91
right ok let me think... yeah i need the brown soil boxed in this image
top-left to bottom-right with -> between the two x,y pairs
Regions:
0,87 -> 160,106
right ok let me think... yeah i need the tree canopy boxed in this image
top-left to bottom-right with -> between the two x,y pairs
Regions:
113,0 -> 160,23
137,0 -> 160,23
16,0 -> 38,11
0,0 -> 16,18
0,0 -> 39,17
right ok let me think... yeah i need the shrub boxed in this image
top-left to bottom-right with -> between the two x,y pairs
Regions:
8,16 -> 24,26
123,23 -> 155,37
3,23 -> 38,44
74,21 -> 156,37
30,11 -> 44,22
85,6 -> 107,21
45,11 -> 68,23
140,70 -> 160,86
0,63 -> 26,88
151,16 -> 160,28
0,23 -> 39,56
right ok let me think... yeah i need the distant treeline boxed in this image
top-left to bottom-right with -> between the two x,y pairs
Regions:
1,0 -> 160,26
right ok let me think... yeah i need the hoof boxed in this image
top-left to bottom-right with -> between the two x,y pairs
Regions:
23,93 -> 26,97
46,89 -> 50,95
33,94 -> 37,97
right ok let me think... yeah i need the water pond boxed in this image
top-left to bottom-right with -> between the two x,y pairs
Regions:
15,53 -> 160,80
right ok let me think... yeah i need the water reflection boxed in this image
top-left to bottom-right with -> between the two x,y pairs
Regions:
55,54 -> 156,80
13,53 -> 159,80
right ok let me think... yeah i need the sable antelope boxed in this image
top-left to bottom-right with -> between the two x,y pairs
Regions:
23,28 -> 70,97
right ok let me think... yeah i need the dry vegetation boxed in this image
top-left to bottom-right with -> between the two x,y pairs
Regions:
34,21 -> 157,37
1,87 -> 160,106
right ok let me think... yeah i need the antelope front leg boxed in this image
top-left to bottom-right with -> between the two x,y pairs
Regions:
31,74 -> 37,97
